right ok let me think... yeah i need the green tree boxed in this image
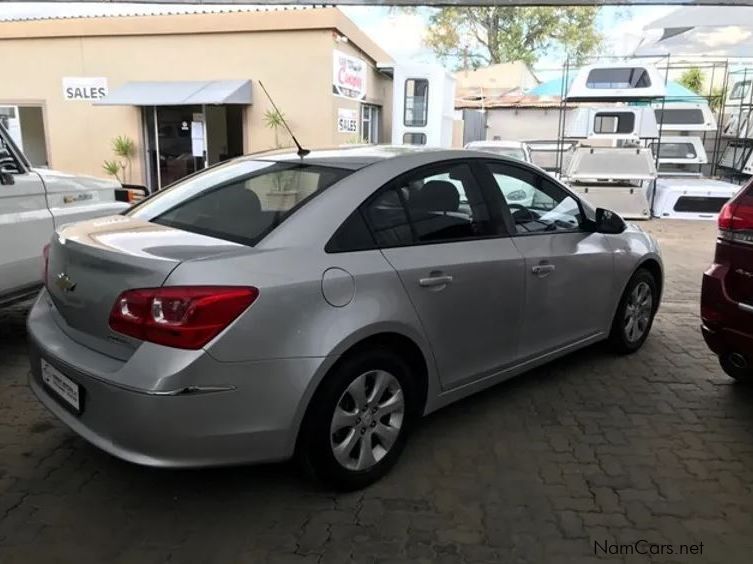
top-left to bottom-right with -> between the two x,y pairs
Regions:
425,7 -> 602,69
678,67 -> 705,95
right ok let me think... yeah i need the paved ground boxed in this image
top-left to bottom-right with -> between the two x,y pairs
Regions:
2,220 -> 752,563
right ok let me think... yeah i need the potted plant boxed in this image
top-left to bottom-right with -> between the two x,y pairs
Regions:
102,135 -> 136,185
262,108 -> 299,209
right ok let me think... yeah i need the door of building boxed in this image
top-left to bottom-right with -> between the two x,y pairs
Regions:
143,105 -> 244,191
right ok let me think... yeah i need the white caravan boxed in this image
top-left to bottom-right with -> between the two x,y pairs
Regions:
567,63 -> 666,100
381,63 -> 456,148
565,107 -> 659,141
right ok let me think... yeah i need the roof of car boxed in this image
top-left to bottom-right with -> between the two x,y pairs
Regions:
254,144 -> 452,170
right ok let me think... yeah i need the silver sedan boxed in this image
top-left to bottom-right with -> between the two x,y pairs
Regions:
28,146 -> 663,489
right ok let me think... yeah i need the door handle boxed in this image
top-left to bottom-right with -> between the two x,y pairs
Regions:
419,275 -> 454,288
531,264 -> 556,276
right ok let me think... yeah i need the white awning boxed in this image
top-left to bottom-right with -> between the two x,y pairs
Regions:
95,80 -> 252,106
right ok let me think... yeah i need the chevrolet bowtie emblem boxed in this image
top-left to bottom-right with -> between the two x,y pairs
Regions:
55,272 -> 77,293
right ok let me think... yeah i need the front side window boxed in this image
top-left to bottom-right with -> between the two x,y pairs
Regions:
404,79 -> 429,127
362,162 -> 496,247
486,163 -> 582,234
586,68 -> 651,89
129,159 -> 351,246
594,112 -> 635,134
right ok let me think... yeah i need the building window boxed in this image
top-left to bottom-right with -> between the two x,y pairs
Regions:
404,79 -> 429,127
403,132 -> 426,145
361,104 -> 381,144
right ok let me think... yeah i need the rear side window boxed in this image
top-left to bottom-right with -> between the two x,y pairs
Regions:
594,112 -> 635,134
654,108 -> 705,125
129,160 -> 350,246
586,68 -> 651,89
364,162 -> 497,248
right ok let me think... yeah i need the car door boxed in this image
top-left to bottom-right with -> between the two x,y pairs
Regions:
0,128 -> 54,297
482,161 -> 614,360
362,160 -> 526,390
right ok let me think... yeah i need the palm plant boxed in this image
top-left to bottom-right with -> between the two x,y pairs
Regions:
112,135 -> 136,184
263,109 -> 286,149
102,159 -> 122,183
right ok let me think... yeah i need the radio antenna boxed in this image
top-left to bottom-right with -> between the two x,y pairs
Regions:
258,81 -> 310,158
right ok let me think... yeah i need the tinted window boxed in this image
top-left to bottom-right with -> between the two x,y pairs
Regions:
130,160 -> 350,246
403,132 -> 427,145
363,187 -> 414,247
586,68 -> 651,89
362,163 -> 497,247
594,112 -> 635,134
674,196 -> 729,213
650,142 -> 698,159
404,79 -> 429,127
487,163 -> 582,234
326,210 -> 376,253
654,108 -> 705,125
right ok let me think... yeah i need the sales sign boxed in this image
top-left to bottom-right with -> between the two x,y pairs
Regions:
333,50 -> 367,100
62,77 -> 108,102
337,108 -> 358,133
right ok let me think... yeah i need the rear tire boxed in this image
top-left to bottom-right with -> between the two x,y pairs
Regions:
608,269 -> 658,354
720,353 -> 753,382
297,346 -> 416,491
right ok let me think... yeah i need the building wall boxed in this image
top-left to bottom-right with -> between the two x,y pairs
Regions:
0,10 -> 393,184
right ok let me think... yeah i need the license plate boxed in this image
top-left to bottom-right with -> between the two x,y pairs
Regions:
41,359 -> 81,412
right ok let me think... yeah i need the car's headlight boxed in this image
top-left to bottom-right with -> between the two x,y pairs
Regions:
506,190 -> 527,201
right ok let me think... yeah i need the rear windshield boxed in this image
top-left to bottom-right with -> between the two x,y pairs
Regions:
128,159 -> 351,246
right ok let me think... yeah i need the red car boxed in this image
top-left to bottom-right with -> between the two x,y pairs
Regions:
701,178 -> 753,381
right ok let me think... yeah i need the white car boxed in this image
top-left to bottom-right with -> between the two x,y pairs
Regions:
0,123 -> 129,307
464,141 -> 536,207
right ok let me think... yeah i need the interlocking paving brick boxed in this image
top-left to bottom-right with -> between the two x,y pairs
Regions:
2,221 -> 753,562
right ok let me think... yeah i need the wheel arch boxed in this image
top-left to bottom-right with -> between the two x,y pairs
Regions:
290,326 -> 436,458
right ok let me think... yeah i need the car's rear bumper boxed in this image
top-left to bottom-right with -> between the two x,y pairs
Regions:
701,265 -> 753,357
27,292 -> 326,468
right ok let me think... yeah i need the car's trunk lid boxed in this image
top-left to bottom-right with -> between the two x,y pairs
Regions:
46,215 -> 245,359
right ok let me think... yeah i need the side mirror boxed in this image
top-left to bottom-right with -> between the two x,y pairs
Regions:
0,148 -> 19,185
594,207 -> 626,234
0,168 -> 14,186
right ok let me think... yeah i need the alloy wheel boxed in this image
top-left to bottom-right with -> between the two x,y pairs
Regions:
329,370 -> 405,471
624,281 -> 653,343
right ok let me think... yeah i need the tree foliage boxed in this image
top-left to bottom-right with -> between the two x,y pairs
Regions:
678,67 -> 705,95
425,7 -> 602,69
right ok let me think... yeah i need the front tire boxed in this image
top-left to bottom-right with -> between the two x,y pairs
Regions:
608,269 -> 658,354
297,347 -> 416,491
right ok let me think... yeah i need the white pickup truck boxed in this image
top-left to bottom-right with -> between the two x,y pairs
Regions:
0,123 -> 129,307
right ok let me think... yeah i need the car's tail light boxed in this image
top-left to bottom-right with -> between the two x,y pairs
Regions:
718,183 -> 753,245
42,244 -> 50,285
109,286 -> 258,349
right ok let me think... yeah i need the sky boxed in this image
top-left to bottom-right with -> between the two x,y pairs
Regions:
0,3 -> 742,76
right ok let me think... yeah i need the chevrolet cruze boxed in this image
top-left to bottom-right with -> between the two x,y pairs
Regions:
28,146 -> 663,489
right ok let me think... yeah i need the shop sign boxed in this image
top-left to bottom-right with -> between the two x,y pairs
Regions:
337,108 -> 358,133
333,50 -> 367,100
62,77 -> 108,101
